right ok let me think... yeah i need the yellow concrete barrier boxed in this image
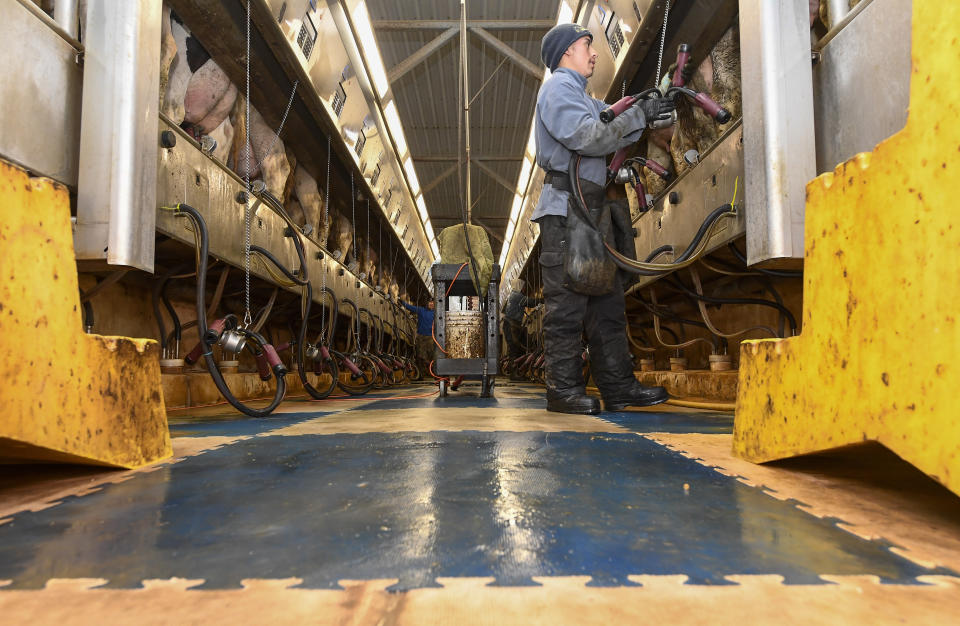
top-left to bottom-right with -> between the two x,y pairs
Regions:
0,160 -> 171,468
734,3 -> 960,495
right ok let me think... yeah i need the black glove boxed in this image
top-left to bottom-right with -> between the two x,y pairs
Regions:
637,97 -> 675,127
666,59 -> 695,85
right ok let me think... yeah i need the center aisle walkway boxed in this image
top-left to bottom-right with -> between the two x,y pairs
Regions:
1,383 -> 959,624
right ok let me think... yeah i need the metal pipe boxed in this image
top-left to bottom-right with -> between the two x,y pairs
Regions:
461,0 -> 471,224
53,0 -> 79,39
814,0 -> 880,51
824,0 -> 851,31
14,0 -> 83,51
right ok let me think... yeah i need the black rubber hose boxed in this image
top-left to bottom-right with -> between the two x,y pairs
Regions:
645,245 -> 674,262
571,154 -> 731,278
618,204 -> 736,276
627,319 -> 681,345
630,296 -> 725,351
261,190 -> 344,397
251,244 -> 337,400
79,289 -> 94,333
151,277 -> 169,351
175,204 -> 286,416
250,246 -> 308,286
728,242 -> 803,278
161,273 -> 182,346
666,274 -> 799,335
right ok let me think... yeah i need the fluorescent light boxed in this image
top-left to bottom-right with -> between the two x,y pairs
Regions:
525,126 -> 536,158
403,157 -> 420,196
504,218 -> 517,243
517,157 -> 533,194
557,0 -> 575,24
383,101 -> 407,157
509,194 -> 523,224
498,245 -> 508,268
416,194 -> 428,221
351,2 -> 389,98
430,238 -> 440,259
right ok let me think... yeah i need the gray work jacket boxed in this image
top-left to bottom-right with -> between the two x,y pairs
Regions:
531,68 -> 649,221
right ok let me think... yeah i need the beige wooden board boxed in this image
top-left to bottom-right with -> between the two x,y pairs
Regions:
0,574 -> 957,625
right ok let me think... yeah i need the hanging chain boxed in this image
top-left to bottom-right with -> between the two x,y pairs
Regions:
350,171 -> 356,264
365,199 -> 370,279
253,79 -> 300,174
654,0 -> 671,90
622,80 -> 626,98
320,136 -> 330,344
242,0 -> 252,327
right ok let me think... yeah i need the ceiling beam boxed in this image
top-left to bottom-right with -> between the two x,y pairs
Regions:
375,20 -> 555,31
421,162 -> 459,195
474,160 -> 516,194
414,155 -> 521,162
472,218 -> 505,244
388,27 -> 459,83
469,27 -> 542,80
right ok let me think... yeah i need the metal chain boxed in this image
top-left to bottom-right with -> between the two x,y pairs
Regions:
321,136 -> 330,343
253,79 -> 300,174
350,171 -> 356,264
655,0 -> 671,90
243,0 -> 252,327
365,199 -> 370,279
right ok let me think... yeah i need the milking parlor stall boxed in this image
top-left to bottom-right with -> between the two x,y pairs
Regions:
1,1 -> 960,624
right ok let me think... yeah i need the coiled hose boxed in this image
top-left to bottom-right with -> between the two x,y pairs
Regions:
569,154 -> 736,278
256,190 -> 338,400
172,204 -> 286,417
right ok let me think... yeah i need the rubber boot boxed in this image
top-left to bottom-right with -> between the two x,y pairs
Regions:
587,322 -> 668,411
544,351 -> 600,415
602,380 -> 669,411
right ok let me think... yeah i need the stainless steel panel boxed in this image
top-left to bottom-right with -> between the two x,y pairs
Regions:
155,118 -> 409,333
74,0 -> 162,272
739,0 -> 815,265
630,122 -> 746,291
813,0 -> 911,173
0,1 -> 82,185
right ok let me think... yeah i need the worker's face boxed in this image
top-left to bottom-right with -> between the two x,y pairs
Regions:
562,37 -> 597,79
428,301 -> 435,310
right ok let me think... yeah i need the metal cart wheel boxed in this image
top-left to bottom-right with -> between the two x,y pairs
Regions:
439,379 -> 448,397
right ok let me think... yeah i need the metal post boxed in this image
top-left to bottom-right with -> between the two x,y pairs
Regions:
461,0 -> 472,224
738,0 -> 816,266
74,0 -> 162,272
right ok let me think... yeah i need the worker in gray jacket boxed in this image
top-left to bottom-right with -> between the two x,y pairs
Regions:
533,23 -> 671,415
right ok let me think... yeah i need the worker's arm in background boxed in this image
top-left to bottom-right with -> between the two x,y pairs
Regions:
538,79 -> 654,157
400,301 -> 419,315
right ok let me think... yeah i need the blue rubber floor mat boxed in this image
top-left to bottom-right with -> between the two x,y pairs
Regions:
0,431 -> 949,590
167,411 -> 328,438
